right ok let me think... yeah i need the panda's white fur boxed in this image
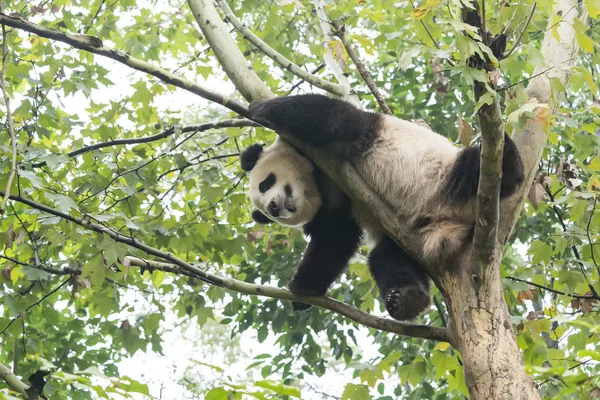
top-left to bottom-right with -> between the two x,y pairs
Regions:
248,138 -> 322,227
351,114 -> 476,260
248,117 -> 476,262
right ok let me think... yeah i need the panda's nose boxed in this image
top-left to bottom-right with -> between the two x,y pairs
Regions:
268,201 -> 280,217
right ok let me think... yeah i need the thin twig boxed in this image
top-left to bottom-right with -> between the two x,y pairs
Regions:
0,22 -> 17,215
586,197 -> 598,268
504,3 -> 537,59
331,21 -> 392,115
433,295 -> 447,327
0,278 -> 71,336
544,185 -> 599,297
32,119 -> 258,168
287,63 -> 326,94
505,276 -> 599,300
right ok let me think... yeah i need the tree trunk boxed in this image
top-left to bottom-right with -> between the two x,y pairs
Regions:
442,247 -> 541,399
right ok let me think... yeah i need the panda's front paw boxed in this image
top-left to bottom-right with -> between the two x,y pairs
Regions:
384,284 -> 431,321
291,301 -> 312,312
286,279 -> 324,313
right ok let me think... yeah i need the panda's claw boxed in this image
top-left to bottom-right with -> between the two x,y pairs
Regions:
384,285 -> 431,321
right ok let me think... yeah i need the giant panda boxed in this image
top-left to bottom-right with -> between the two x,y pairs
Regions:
240,94 -> 524,321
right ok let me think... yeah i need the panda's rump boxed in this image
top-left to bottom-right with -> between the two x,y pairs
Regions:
355,116 -> 476,260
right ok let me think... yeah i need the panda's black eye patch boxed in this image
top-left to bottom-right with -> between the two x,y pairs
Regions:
259,173 -> 276,193
284,184 -> 293,197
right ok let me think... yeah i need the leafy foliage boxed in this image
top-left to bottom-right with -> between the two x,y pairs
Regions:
0,0 -> 598,399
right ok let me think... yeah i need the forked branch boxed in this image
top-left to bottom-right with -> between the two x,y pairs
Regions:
216,0 -> 349,98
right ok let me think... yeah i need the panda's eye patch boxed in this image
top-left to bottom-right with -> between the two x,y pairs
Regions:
259,173 -> 276,193
284,184 -> 293,197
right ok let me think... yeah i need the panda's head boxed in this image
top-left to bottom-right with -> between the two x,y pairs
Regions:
240,138 -> 322,227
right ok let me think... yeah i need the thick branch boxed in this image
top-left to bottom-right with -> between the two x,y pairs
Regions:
498,0 -> 583,242
0,362 -> 29,399
472,93 -> 504,264
1,190 -> 450,343
216,0 -> 348,98
0,13 -> 249,117
460,3 -> 504,266
186,0 -> 272,102
125,257 -> 451,343
32,119 -> 258,168
331,21 -> 391,114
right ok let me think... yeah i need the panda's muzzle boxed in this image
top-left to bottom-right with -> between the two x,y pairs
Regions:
268,201 -> 280,217
267,198 -> 296,218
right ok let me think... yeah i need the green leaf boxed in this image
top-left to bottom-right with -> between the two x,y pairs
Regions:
342,383 -> 370,400
585,0 -> 600,18
45,193 -> 80,214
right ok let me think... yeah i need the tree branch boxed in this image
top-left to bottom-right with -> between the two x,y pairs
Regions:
0,362 -> 29,399
0,22 -> 17,215
503,3 -> 537,59
331,21 -> 392,114
0,190 -> 451,343
505,276 -> 599,300
460,2 -> 504,266
312,0 -> 359,105
216,0 -> 348,98
0,13 -> 250,117
31,119 -> 258,168
186,0 -> 273,102
124,256 -> 451,343
499,0 -> 584,243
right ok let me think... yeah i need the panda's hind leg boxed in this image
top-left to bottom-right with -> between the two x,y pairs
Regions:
368,237 -> 431,321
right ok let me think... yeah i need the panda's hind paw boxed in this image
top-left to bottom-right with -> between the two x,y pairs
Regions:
384,285 -> 431,321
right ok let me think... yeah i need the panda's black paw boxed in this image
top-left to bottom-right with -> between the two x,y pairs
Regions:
291,301 -> 312,312
384,285 -> 430,321
286,279 -> 324,313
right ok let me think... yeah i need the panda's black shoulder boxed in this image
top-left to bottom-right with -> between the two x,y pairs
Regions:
303,168 -> 353,236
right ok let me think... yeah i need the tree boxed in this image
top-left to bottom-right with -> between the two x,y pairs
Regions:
0,0 -> 598,399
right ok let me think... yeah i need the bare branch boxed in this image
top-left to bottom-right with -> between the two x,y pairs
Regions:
331,20 -> 392,114
125,257 -> 451,343
186,0 -> 273,102
31,119 -> 258,168
0,22 -> 17,215
0,13 -> 250,117
0,362 -> 29,399
0,190 -> 451,344
216,0 -> 348,97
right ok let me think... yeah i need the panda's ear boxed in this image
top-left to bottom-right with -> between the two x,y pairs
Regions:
240,144 -> 264,171
252,210 -> 273,224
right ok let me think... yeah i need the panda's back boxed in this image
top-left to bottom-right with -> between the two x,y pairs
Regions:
356,115 -> 459,214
